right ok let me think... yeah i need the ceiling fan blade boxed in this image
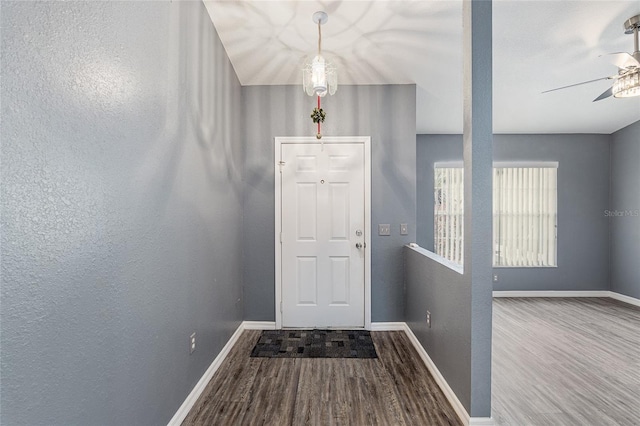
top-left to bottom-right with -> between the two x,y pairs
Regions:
593,87 -> 613,102
601,52 -> 640,69
542,75 -> 617,94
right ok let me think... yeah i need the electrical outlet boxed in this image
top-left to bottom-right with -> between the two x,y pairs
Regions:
426,311 -> 432,328
493,274 -> 498,282
378,224 -> 391,236
190,332 -> 196,354
400,223 -> 408,235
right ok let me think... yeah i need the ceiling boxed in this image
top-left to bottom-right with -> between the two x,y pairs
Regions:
204,1 -> 640,134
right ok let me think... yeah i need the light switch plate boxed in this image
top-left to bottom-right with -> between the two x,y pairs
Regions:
400,223 -> 408,235
378,224 -> 391,236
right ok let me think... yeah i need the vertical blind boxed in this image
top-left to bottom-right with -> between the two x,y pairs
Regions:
434,167 -> 464,265
493,166 -> 557,266
434,164 -> 557,267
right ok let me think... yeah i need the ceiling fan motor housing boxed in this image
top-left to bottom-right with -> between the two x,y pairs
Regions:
623,15 -> 640,35
624,14 -> 640,62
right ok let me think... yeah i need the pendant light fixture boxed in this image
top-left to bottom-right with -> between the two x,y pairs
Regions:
303,11 -> 337,139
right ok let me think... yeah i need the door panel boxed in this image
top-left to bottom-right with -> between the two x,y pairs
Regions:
296,183 -> 317,240
281,143 -> 365,328
329,183 -> 349,240
329,256 -> 349,305
296,257 -> 317,305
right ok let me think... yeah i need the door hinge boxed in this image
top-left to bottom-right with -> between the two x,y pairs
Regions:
280,232 -> 283,243
280,302 -> 283,313
278,160 -> 285,173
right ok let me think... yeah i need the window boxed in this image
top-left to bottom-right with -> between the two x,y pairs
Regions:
434,163 -> 557,267
434,166 -> 464,265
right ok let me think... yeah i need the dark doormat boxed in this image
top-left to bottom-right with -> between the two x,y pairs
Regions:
250,329 -> 378,359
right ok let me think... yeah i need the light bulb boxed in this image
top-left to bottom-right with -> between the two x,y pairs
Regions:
311,55 -> 328,97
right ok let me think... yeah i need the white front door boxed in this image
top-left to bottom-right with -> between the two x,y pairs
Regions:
279,141 -> 366,328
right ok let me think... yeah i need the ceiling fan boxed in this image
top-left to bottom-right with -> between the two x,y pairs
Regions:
543,14 -> 640,101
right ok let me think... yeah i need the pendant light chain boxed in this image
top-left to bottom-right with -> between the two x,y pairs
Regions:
318,96 -> 321,135
311,93 -> 325,139
318,21 -> 322,55
315,18 -> 323,139
305,11 -> 333,139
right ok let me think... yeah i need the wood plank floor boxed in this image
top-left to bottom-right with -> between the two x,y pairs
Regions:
493,297 -> 640,426
183,330 -> 462,426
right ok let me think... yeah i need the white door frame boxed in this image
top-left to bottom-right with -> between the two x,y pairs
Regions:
275,136 -> 371,330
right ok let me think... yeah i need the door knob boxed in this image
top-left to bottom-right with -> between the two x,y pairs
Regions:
356,243 -> 363,249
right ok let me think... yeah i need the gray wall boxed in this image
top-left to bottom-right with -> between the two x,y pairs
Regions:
610,120 -> 640,299
404,247 -> 471,410
463,1 -> 493,415
242,85 -> 416,322
417,134 -> 611,292
1,2 -> 243,425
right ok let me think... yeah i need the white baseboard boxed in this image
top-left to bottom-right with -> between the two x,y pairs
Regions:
242,321 -> 276,330
169,320 -> 495,426
167,322 -> 245,426
493,290 -> 609,298
609,291 -> 640,308
469,418 -> 496,426
402,324 -> 474,425
493,290 -> 640,309
370,322 -> 406,331
403,324 -> 495,425
171,290 -> 639,425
